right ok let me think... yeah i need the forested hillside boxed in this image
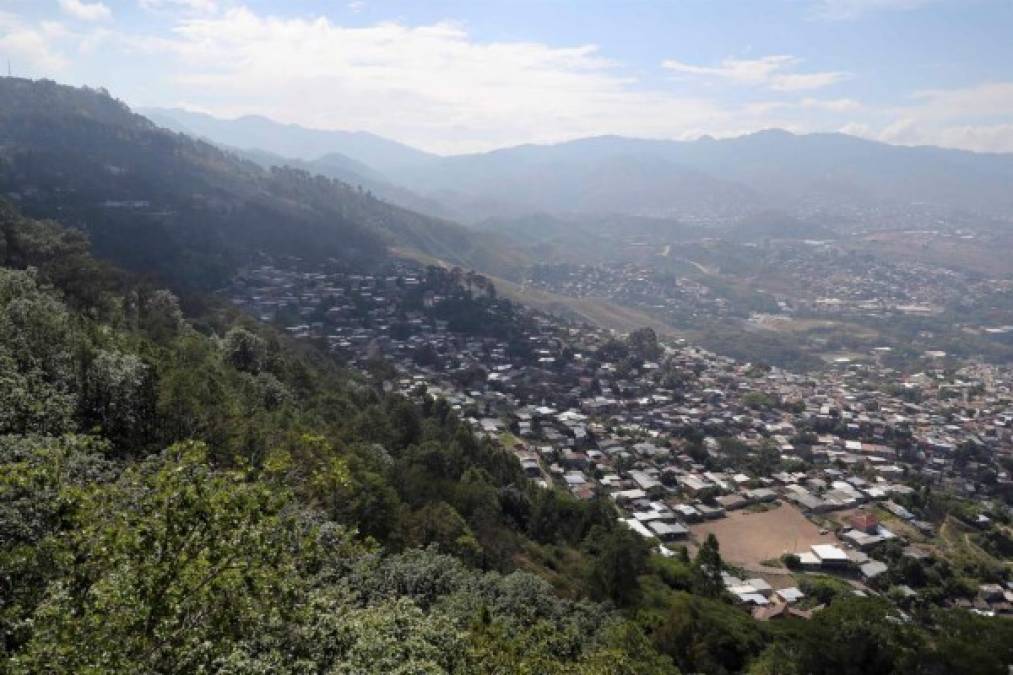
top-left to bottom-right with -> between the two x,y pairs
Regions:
0,200 -> 665,672
3,201 -> 1013,673
0,79 -> 522,290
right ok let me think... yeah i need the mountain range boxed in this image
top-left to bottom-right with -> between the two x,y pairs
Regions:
0,80 -> 521,290
146,107 -> 1013,230
6,80 -> 1013,299
141,107 -> 436,173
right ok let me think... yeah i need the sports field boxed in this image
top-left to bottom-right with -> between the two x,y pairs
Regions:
690,502 -> 838,569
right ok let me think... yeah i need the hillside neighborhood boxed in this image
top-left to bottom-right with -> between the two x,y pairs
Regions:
229,259 -> 1013,621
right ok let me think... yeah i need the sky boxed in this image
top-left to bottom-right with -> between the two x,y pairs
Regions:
1,0 -> 1011,155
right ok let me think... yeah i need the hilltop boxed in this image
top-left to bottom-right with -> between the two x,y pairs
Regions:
0,79 -> 522,290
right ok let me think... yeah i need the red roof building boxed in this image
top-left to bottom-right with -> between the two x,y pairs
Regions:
850,512 -> 879,534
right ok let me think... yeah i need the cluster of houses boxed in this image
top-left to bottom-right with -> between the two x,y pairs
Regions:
524,262 -> 732,324
766,240 -> 967,318
719,573 -> 820,621
228,259 -> 1013,618
960,582 -> 1013,617
522,235 -> 1013,392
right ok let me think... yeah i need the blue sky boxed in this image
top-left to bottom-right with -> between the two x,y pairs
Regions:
1,0 -> 1011,154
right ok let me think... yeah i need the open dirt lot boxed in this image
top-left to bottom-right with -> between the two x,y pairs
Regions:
689,502 -> 838,570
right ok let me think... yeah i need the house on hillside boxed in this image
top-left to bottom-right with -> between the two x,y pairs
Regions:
810,544 -> 850,567
850,512 -> 879,534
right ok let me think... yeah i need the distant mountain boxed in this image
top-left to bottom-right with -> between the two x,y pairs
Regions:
144,109 -> 459,220
0,79 -> 520,289
396,156 -> 762,224
226,146 -> 461,221
387,130 -> 1013,227
309,152 -> 390,184
139,108 -> 1013,245
141,107 -> 437,173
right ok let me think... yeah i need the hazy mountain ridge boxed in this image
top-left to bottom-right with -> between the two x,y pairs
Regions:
141,107 -> 437,173
146,108 -> 1013,235
143,109 -> 463,221
0,79 -> 522,288
392,130 -> 1013,225
230,147 -> 463,222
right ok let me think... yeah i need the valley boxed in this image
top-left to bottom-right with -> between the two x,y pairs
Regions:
1,73 -> 1012,674
143,105 -> 1013,373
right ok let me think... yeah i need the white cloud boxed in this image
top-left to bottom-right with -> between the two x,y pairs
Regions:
2,3 -> 1005,155
139,0 -> 218,12
59,0 -> 111,22
662,55 -> 797,84
811,0 -> 936,20
838,121 -> 872,136
876,116 -> 919,143
0,31 -> 66,71
0,12 -> 69,73
742,100 -> 790,115
931,124 -> 1013,154
909,82 -> 1013,121
801,97 -> 862,111
772,72 -> 849,91
858,83 -> 1013,152
140,7 -> 772,153
662,55 -> 849,91
347,1 -> 366,13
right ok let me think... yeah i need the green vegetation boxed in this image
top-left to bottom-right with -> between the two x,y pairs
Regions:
0,203 -> 669,672
797,575 -> 854,607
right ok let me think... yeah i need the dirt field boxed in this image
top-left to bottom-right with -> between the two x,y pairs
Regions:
689,502 -> 838,571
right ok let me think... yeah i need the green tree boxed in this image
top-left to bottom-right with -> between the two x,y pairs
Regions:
401,501 -> 483,565
628,327 -> 662,362
222,326 -> 266,374
0,268 -> 79,436
80,348 -> 154,449
584,525 -> 651,606
648,591 -> 764,674
691,533 -> 724,597
141,289 -> 185,342
767,596 -> 923,675
9,442 -> 361,673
